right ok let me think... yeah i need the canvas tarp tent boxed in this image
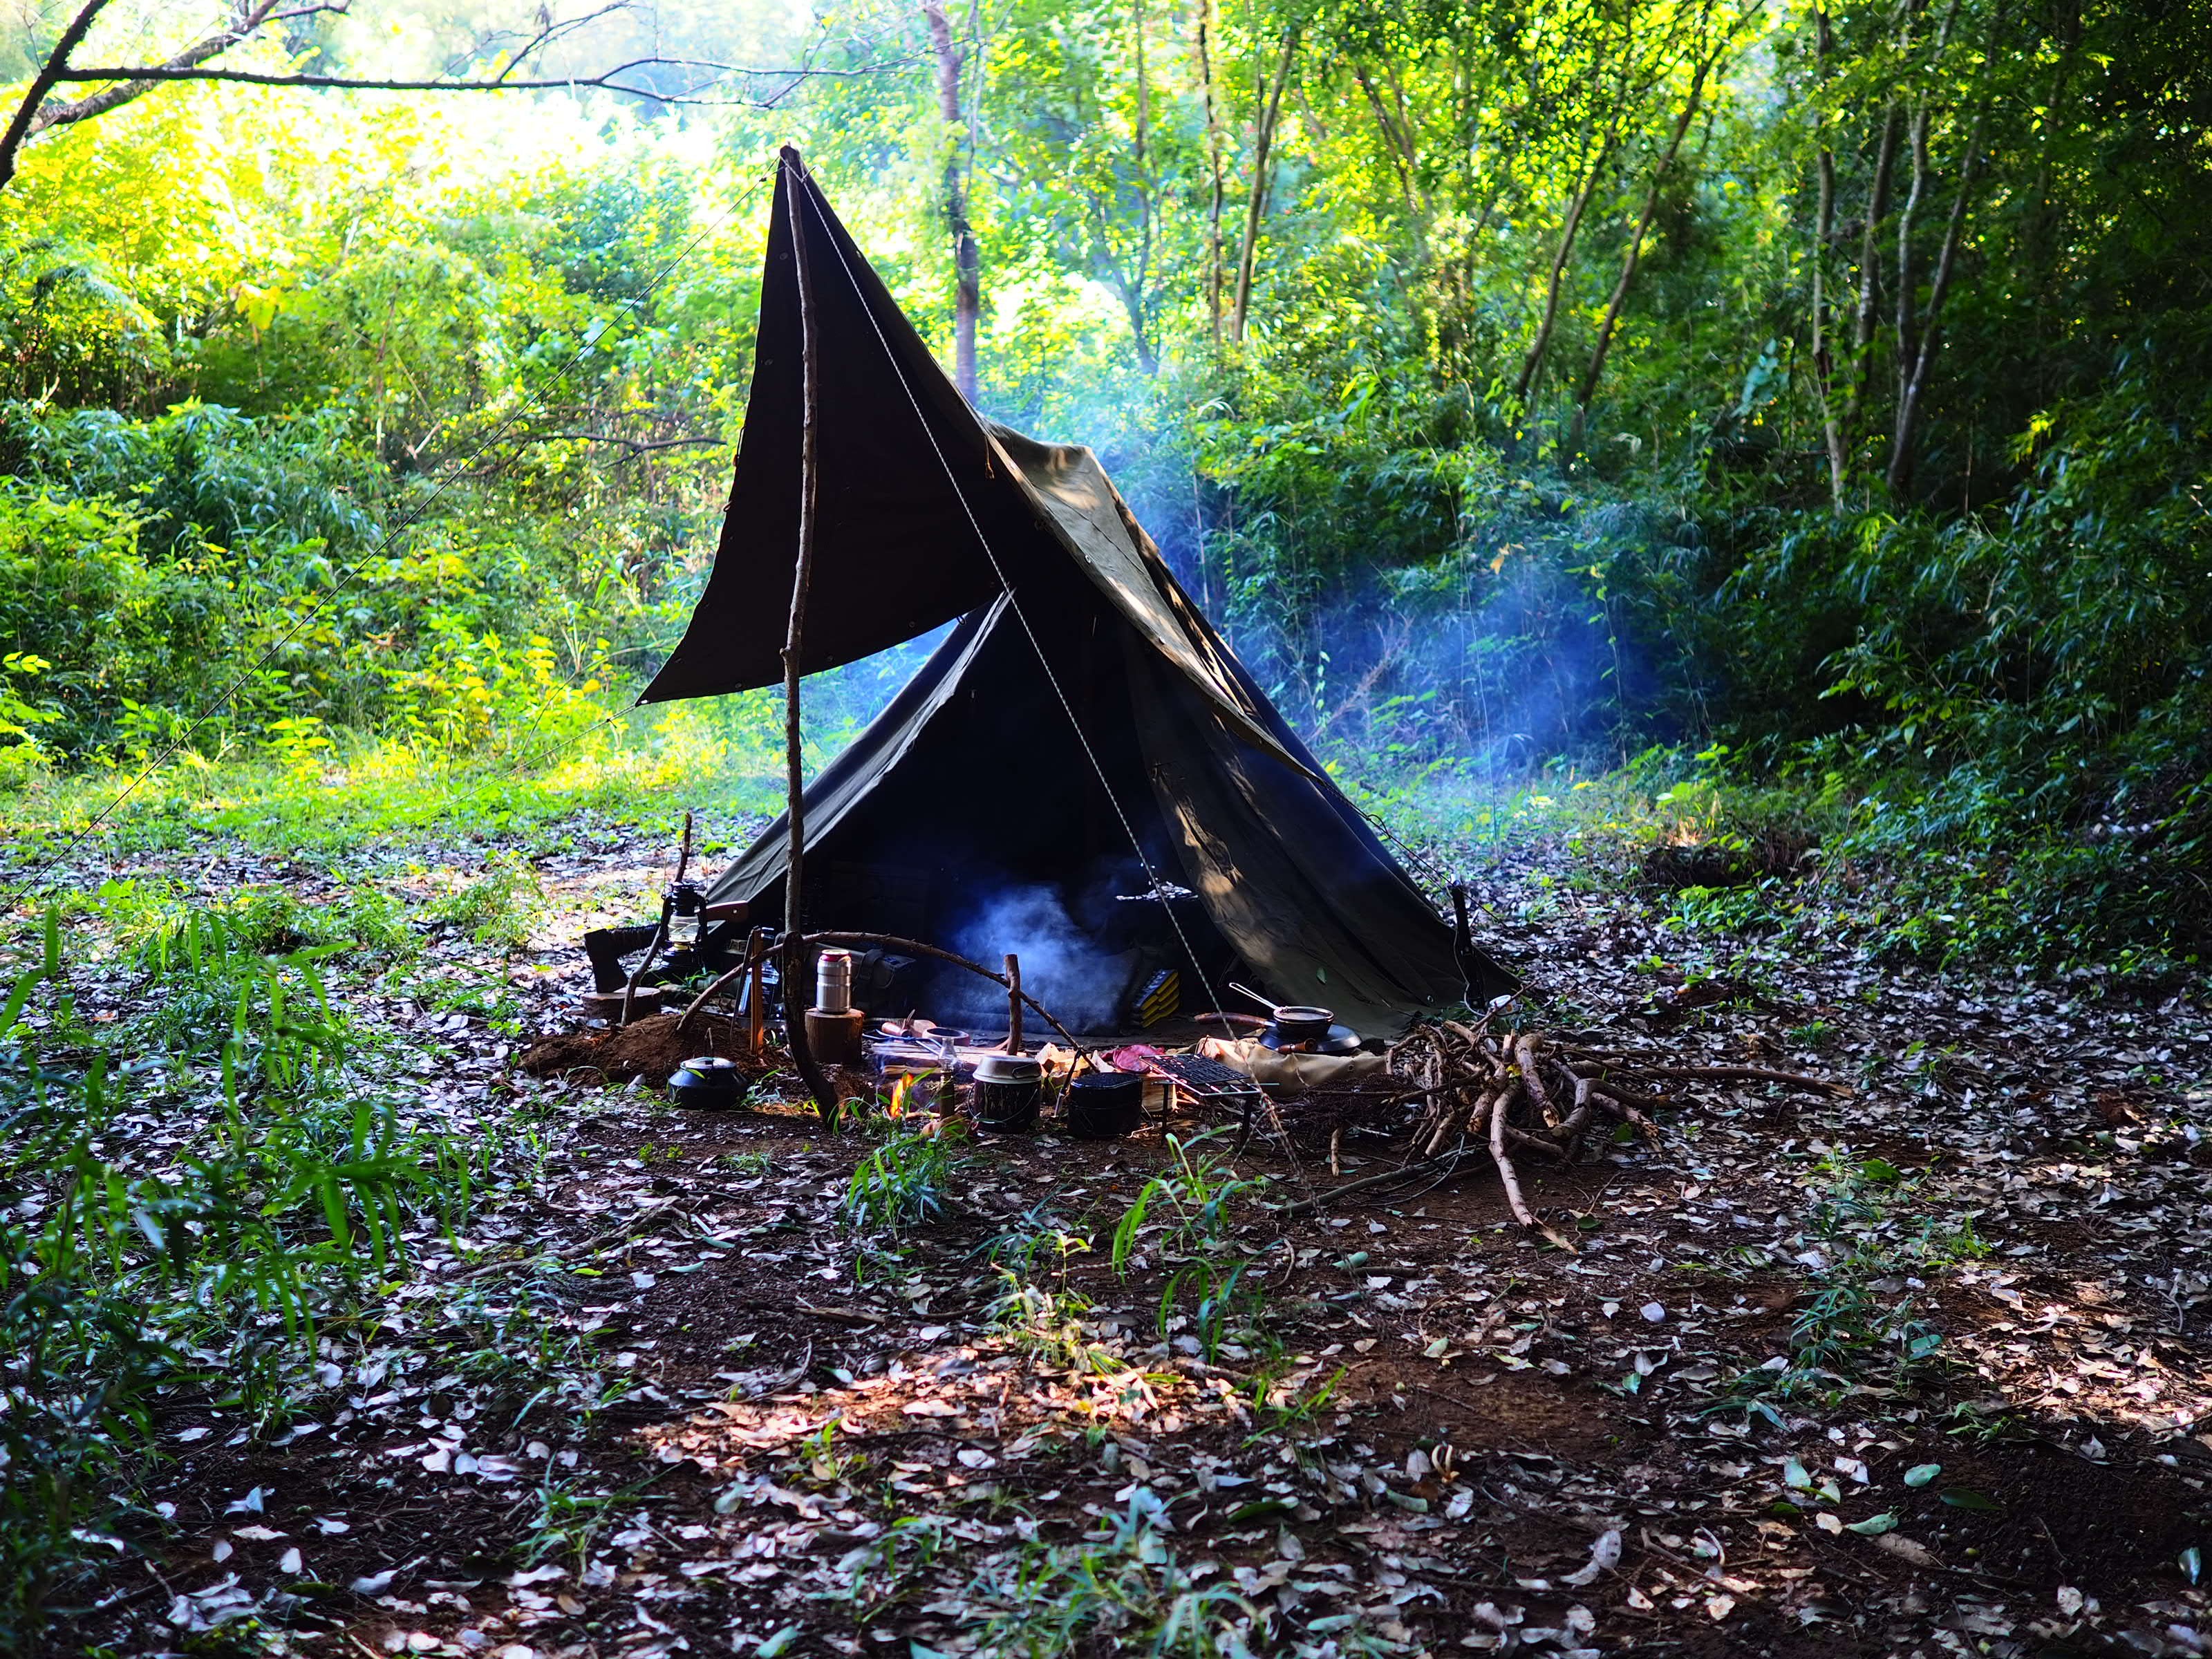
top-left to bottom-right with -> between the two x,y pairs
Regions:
641,150 -> 1510,1035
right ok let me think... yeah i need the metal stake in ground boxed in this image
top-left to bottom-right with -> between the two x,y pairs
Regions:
779,147 -> 836,1116
619,807 -> 693,1027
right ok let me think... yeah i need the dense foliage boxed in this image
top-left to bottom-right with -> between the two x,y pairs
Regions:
1,7 -> 2209,1649
3,0 -> 2209,966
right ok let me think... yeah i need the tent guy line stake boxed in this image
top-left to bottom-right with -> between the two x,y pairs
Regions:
779,147 -> 838,1115
0,169 -> 778,921
787,159 -> 1295,1112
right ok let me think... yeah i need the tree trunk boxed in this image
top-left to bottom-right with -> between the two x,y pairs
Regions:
1134,0 -> 1152,332
1891,0 -> 1960,433
1230,28 -> 1299,344
1117,283 -> 1160,373
1886,0 -> 1989,498
1892,97 -> 1930,422
1571,42 -> 1721,452
1812,140 -> 1845,507
1196,0 -> 1226,348
922,0 -> 981,402
1354,64 -> 1418,214
1886,109 -> 1986,499
1809,9 -> 1847,509
779,151 -> 836,1116
1841,99 -> 1900,443
1512,148 -> 1608,409
2019,9 -> 2082,396
1447,32 -> 1492,358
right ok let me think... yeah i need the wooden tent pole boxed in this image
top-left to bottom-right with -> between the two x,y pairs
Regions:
780,149 -> 838,1116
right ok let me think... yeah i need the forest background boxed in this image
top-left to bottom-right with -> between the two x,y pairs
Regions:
3,0 -> 2209,975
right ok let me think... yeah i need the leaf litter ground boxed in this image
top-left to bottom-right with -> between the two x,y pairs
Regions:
17,808 -> 2212,1659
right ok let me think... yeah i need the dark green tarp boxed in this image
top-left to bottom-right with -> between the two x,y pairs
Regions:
641,150 -> 1510,1033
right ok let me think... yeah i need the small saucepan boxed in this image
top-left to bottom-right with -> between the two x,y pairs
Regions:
1268,1004 -> 1336,1044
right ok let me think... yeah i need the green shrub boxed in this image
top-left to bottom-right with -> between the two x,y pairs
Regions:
842,1125 -> 966,1232
0,901 -> 488,1645
0,401 -> 622,767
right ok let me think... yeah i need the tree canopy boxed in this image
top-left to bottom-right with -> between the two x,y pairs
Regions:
3,0 -> 2209,963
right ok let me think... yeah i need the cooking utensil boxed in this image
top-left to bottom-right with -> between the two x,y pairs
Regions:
1226,981 -> 1338,1044
1062,1070 -> 1143,1138
1193,1011 -> 1271,1034
1269,1004 -> 1336,1043
1226,981 -> 1281,1014
971,1052 -> 1042,1133
1257,1020 -> 1364,1056
667,1055 -> 746,1107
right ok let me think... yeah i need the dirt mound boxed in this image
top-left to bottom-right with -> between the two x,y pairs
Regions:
517,1013 -> 875,1103
519,1011 -> 763,1085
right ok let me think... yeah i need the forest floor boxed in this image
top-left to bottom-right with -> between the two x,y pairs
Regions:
13,795 -> 2212,1659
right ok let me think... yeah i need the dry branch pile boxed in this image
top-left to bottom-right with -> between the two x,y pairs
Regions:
1280,1020 -> 1848,1235
1398,1021 -> 1675,1237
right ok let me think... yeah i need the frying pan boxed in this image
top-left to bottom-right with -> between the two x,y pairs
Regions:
1227,982 -> 1360,1053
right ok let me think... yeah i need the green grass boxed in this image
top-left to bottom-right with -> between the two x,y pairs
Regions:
0,884 -> 518,1644
1349,738 -> 2209,982
1107,1134 -> 1277,1366
1109,1132 -> 1268,1271
1698,1150 -> 1990,1422
959,1497 -> 1263,1658
984,1225 -> 1105,1374
841,1123 -> 969,1233
0,642 -> 945,888
19,703 -> 2168,986
0,710 -> 774,870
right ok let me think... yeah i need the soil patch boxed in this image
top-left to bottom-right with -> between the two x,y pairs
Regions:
1896,1438 -> 2200,1596
1340,1361 -> 1631,1462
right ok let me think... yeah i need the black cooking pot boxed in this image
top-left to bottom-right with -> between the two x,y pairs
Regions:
1063,1071 -> 1144,1138
1269,1004 -> 1335,1043
1225,982 -> 1360,1053
668,1055 -> 747,1108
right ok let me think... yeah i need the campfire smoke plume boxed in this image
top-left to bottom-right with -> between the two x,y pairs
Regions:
948,883 -> 1135,1034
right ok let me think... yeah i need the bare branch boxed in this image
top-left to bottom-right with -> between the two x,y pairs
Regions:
3,0 -> 915,194
453,0 -> 630,86
28,0 -> 290,139
512,431 -> 724,455
1,0 -> 119,191
45,56 -> 908,102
